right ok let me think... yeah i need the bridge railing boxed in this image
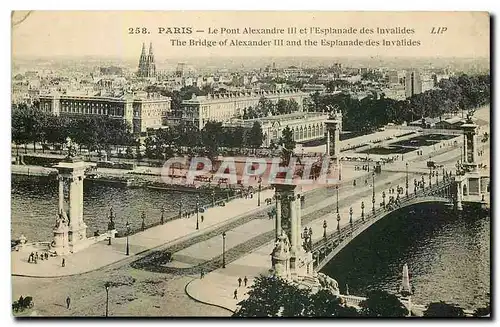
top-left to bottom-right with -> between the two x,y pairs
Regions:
311,180 -> 454,259
339,294 -> 366,308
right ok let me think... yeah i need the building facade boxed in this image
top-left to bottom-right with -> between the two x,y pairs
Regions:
39,93 -> 171,134
177,88 -> 307,130
226,112 -> 330,147
387,70 -> 400,84
405,70 -> 422,98
137,42 -> 156,78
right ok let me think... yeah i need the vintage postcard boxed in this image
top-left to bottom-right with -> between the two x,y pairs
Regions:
11,11 -> 490,318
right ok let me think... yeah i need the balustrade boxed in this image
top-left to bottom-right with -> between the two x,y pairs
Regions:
311,180 -> 454,267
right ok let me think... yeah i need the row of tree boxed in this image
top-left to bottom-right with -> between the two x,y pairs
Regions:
12,104 -> 135,155
143,121 -> 264,160
234,275 -> 490,317
11,103 -> 266,160
310,74 -> 490,132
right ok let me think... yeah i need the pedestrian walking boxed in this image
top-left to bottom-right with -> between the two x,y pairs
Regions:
62,258 -> 65,267
201,215 -> 204,223
238,277 -> 242,287
200,269 -> 204,279
233,289 -> 238,300
244,276 -> 248,287
66,296 -> 71,309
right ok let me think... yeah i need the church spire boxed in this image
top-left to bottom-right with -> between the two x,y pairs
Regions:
138,42 -> 146,67
137,41 -> 156,78
148,42 -> 155,64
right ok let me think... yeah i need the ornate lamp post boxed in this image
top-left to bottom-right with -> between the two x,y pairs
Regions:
429,167 -> 432,186
323,219 -> 327,239
108,207 -> 115,245
414,178 -> 417,194
141,211 -> 146,230
405,162 -> 409,197
382,191 -> 386,208
196,195 -> 200,230
336,213 -> 341,240
125,221 -> 130,256
361,201 -> 365,222
104,282 -> 110,317
160,206 -> 165,224
222,231 -> 226,268
372,172 -> 375,213
308,227 -> 313,250
336,184 -> 339,213
349,207 -> 353,229
258,177 -> 262,207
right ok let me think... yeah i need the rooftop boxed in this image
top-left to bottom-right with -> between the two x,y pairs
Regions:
232,111 -> 328,125
183,88 -> 305,103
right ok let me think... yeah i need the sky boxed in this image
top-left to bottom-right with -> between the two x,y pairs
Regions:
11,11 -> 490,60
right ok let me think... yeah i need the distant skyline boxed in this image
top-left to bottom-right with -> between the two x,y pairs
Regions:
12,11 -> 490,59
11,55 -> 490,74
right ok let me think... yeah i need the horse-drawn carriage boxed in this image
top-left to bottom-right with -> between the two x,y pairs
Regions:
12,296 -> 34,312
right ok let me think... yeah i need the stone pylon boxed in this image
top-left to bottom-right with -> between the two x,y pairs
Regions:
325,110 -> 342,181
271,182 -> 313,281
453,115 -> 488,210
53,157 -> 95,253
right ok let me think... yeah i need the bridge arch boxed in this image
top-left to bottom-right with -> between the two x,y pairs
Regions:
313,196 -> 452,271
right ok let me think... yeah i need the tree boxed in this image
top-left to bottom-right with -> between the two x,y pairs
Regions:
309,73 -> 490,133
423,301 -> 465,317
257,97 -> 273,117
359,290 -> 408,317
11,106 -> 31,155
144,136 -> 156,159
224,126 -> 245,151
234,276 -> 295,317
247,122 -> 263,149
276,99 -> 289,115
233,275 -> 359,317
44,115 -> 69,152
201,121 -> 223,159
306,289 -> 359,317
278,126 -> 295,165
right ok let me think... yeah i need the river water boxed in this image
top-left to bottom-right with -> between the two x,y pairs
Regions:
321,203 -> 490,311
11,175 -> 215,241
11,176 -> 490,311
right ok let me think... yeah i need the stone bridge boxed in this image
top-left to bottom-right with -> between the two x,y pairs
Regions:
312,180 -> 455,271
